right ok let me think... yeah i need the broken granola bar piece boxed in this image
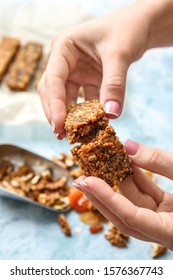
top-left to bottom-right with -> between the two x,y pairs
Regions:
71,125 -> 133,187
0,37 -> 20,82
6,41 -> 42,90
58,214 -> 71,236
65,100 -> 109,144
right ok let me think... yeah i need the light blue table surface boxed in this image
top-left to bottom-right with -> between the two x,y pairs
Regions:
1,0 -> 173,260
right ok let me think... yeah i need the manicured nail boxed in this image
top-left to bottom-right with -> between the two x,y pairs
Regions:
72,181 -> 83,191
51,120 -> 56,133
72,177 -> 92,193
55,133 -> 63,140
125,139 -> 140,155
104,100 -> 121,118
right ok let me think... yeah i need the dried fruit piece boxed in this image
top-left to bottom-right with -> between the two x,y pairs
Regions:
89,223 -> 104,234
68,188 -> 90,212
80,211 -> 100,225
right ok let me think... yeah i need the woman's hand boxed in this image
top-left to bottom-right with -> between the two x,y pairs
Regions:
37,0 -> 173,139
72,140 -> 173,250
37,2 -> 154,137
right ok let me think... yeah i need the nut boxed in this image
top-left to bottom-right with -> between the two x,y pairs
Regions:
58,214 -> 71,236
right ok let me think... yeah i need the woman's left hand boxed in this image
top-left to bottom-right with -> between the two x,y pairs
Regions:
73,140 -> 173,250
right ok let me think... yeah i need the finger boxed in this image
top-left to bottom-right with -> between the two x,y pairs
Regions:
66,80 -> 80,106
73,176 -> 164,244
44,38 -> 78,133
37,72 -> 51,122
76,176 -> 173,245
119,165 -> 164,207
84,189 -> 157,243
100,52 -> 129,118
83,84 -> 100,101
125,139 -> 173,180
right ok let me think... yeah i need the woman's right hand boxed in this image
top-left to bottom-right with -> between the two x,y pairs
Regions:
37,0 -> 173,138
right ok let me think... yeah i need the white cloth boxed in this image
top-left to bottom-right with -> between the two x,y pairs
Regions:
0,0 -> 90,124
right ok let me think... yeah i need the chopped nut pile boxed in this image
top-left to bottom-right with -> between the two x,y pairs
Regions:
0,160 -> 70,210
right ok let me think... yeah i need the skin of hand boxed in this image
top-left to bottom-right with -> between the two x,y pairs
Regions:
37,0 -> 173,139
72,139 -> 173,250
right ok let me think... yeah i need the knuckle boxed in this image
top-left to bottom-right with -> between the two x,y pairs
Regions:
45,75 -> 63,89
123,214 -> 135,228
148,148 -> 165,168
109,46 -> 131,64
104,74 -> 125,92
116,224 -> 129,235
52,33 -> 73,49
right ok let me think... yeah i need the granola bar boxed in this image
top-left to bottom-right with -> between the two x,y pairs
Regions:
0,37 -> 20,82
6,41 -> 43,90
71,125 -> 133,187
65,100 -> 109,144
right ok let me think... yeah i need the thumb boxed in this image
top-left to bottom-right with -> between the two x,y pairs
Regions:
100,53 -> 129,118
124,139 -> 173,180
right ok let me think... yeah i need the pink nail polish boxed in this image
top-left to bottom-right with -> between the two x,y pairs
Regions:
124,139 -> 140,155
51,120 -> 56,133
72,182 -> 83,191
104,100 -> 120,118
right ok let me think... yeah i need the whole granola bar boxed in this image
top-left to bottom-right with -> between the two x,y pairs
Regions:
0,37 -> 20,82
65,100 -> 109,144
6,41 -> 42,91
71,125 -> 133,187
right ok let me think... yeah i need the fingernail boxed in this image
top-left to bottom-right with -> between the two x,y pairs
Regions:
124,139 -> 140,155
55,133 -> 63,140
72,177 -> 92,193
51,120 -> 56,133
72,181 -> 83,191
104,100 -> 121,118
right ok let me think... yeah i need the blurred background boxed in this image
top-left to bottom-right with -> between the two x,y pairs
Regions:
0,0 -> 173,260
